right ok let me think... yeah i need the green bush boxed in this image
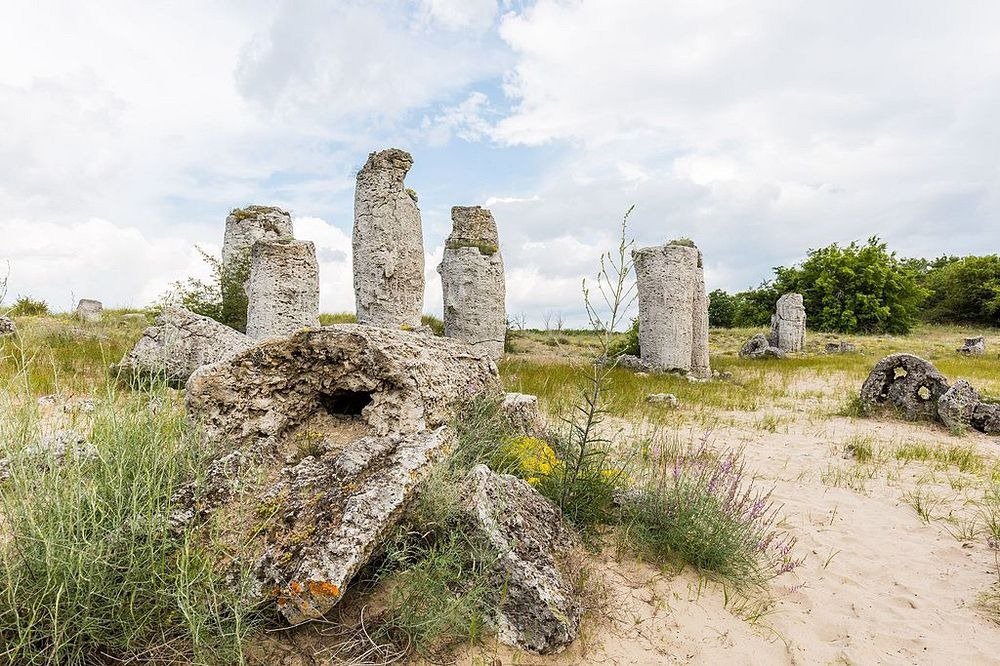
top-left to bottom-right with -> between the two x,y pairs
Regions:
7,296 -> 49,317
607,317 -> 639,356
774,237 -> 927,334
920,255 -> 1000,326
706,287 -> 778,328
161,248 -> 250,332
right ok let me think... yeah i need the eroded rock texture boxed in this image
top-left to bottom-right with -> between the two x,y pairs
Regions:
75,299 -> 103,323
353,149 -> 424,329
739,333 -> 786,359
438,206 -> 506,360
859,354 -> 950,421
0,315 -> 15,336
632,241 -> 710,377
769,293 -> 806,352
957,336 -> 986,355
258,427 -> 455,623
222,206 -> 294,279
114,306 -> 253,387
825,341 -> 857,354
501,392 -> 545,437
938,379 -> 1000,435
245,240 -> 320,339
462,465 -> 582,654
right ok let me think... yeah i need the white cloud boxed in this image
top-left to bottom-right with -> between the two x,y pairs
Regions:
416,0 -> 498,31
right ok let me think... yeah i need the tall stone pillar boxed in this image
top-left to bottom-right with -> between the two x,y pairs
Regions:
245,240 -> 320,339
353,148 -> 424,329
632,240 -> 711,378
769,293 -> 806,352
437,206 -> 506,360
221,206 -> 294,331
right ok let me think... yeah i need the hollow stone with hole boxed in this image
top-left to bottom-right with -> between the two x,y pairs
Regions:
859,353 -> 950,421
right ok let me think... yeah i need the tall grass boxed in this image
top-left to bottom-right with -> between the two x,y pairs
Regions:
0,381 -> 260,664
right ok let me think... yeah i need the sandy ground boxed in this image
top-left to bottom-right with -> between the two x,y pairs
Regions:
451,369 -> 1000,666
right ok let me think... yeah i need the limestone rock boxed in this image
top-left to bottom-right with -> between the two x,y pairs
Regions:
186,324 -> 501,446
972,402 -> 1000,435
245,240 -> 320,339
438,206 -> 506,360
257,427 -> 455,623
0,315 -> 16,336
461,465 -> 582,654
632,241 -> 710,377
75,299 -> 103,323
957,336 -> 986,355
769,293 -> 806,352
938,380 -> 981,432
645,393 -> 678,407
739,333 -> 786,359
825,341 -> 857,354
353,148 -> 424,329
222,206 -> 294,280
859,354 -> 950,421
501,392 -> 546,437
114,306 -> 253,387
596,354 -> 652,373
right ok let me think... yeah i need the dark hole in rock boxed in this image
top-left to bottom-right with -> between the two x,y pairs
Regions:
319,390 -> 373,417
894,367 -> 908,379
917,386 -> 931,400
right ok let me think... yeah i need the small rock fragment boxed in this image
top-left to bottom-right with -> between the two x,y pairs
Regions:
645,393 -> 678,407
501,392 -> 546,437
75,299 -> 103,323
957,336 -> 986,355
0,315 -> 16,336
739,333 -> 786,359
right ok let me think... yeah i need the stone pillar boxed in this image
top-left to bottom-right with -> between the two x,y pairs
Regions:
632,241 -> 711,377
437,206 -> 506,360
245,240 -> 320,339
75,299 -> 103,323
769,293 -> 806,352
353,148 -> 424,329
222,206 -> 294,278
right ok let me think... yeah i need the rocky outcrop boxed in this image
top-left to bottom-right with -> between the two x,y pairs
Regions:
0,315 -> 16,336
632,241 -> 711,378
353,149 -> 424,329
461,465 -> 583,654
957,336 -> 986,355
258,427 -> 455,623
114,306 -> 253,387
739,333 -> 786,359
186,324 -> 501,446
859,354 -> 950,421
769,293 -> 806,352
501,392 -> 545,437
244,240 -> 320,339
75,299 -> 103,323
438,206 -> 506,360
938,380 -> 1000,435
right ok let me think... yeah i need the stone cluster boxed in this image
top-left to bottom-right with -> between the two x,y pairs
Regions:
632,240 -> 710,378
437,206 -> 506,359
859,353 -> 999,434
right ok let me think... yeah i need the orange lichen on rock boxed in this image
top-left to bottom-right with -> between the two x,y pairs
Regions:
307,580 -> 341,599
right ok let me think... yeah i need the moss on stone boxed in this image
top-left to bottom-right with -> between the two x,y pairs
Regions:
446,239 -> 499,256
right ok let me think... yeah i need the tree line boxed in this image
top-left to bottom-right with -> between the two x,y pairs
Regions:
708,237 -> 1000,334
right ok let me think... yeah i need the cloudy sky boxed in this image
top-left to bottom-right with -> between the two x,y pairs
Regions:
2,1 -> 998,325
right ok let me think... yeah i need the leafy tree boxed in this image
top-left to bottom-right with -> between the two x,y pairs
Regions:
731,285 -> 779,328
774,237 -> 926,334
921,255 -> 1000,326
708,289 -> 737,328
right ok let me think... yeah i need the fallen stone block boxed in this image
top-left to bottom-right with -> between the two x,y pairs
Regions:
859,353 -> 950,421
739,333 -> 786,359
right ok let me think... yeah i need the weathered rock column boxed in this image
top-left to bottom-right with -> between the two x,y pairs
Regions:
769,293 -> 806,352
437,206 -> 506,359
222,206 -> 294,278
632,241 -> 710,377
353,148 -> 424,329
245,240 -> 320,338
75,299 -> 103,323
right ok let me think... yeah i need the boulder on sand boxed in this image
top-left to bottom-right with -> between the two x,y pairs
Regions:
859,353 -> 950,421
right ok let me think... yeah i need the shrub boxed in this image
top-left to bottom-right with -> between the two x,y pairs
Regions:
421,314 -> 445,336
161,248 -> 249,332
774,237 -> 926,334
7,296 -> 49,317
921,255 -> 1000,326
621,443 -> 800,590
607,317 -> 639,356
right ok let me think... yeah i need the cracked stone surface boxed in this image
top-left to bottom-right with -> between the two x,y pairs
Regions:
353,148 -> 424,329
438,206 -> 506,360
461,464 -> 583,654
75,299 -> 103,323
859,353 -> 950,421
957,336 -> 986,355
501,392 -> 545,437
114,306 -> 253,387
632,242 -> 710,377
222,206 -> 294,279
769,293 -> 806,352
244,239 -> 320,339
0,315 -> 15,336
